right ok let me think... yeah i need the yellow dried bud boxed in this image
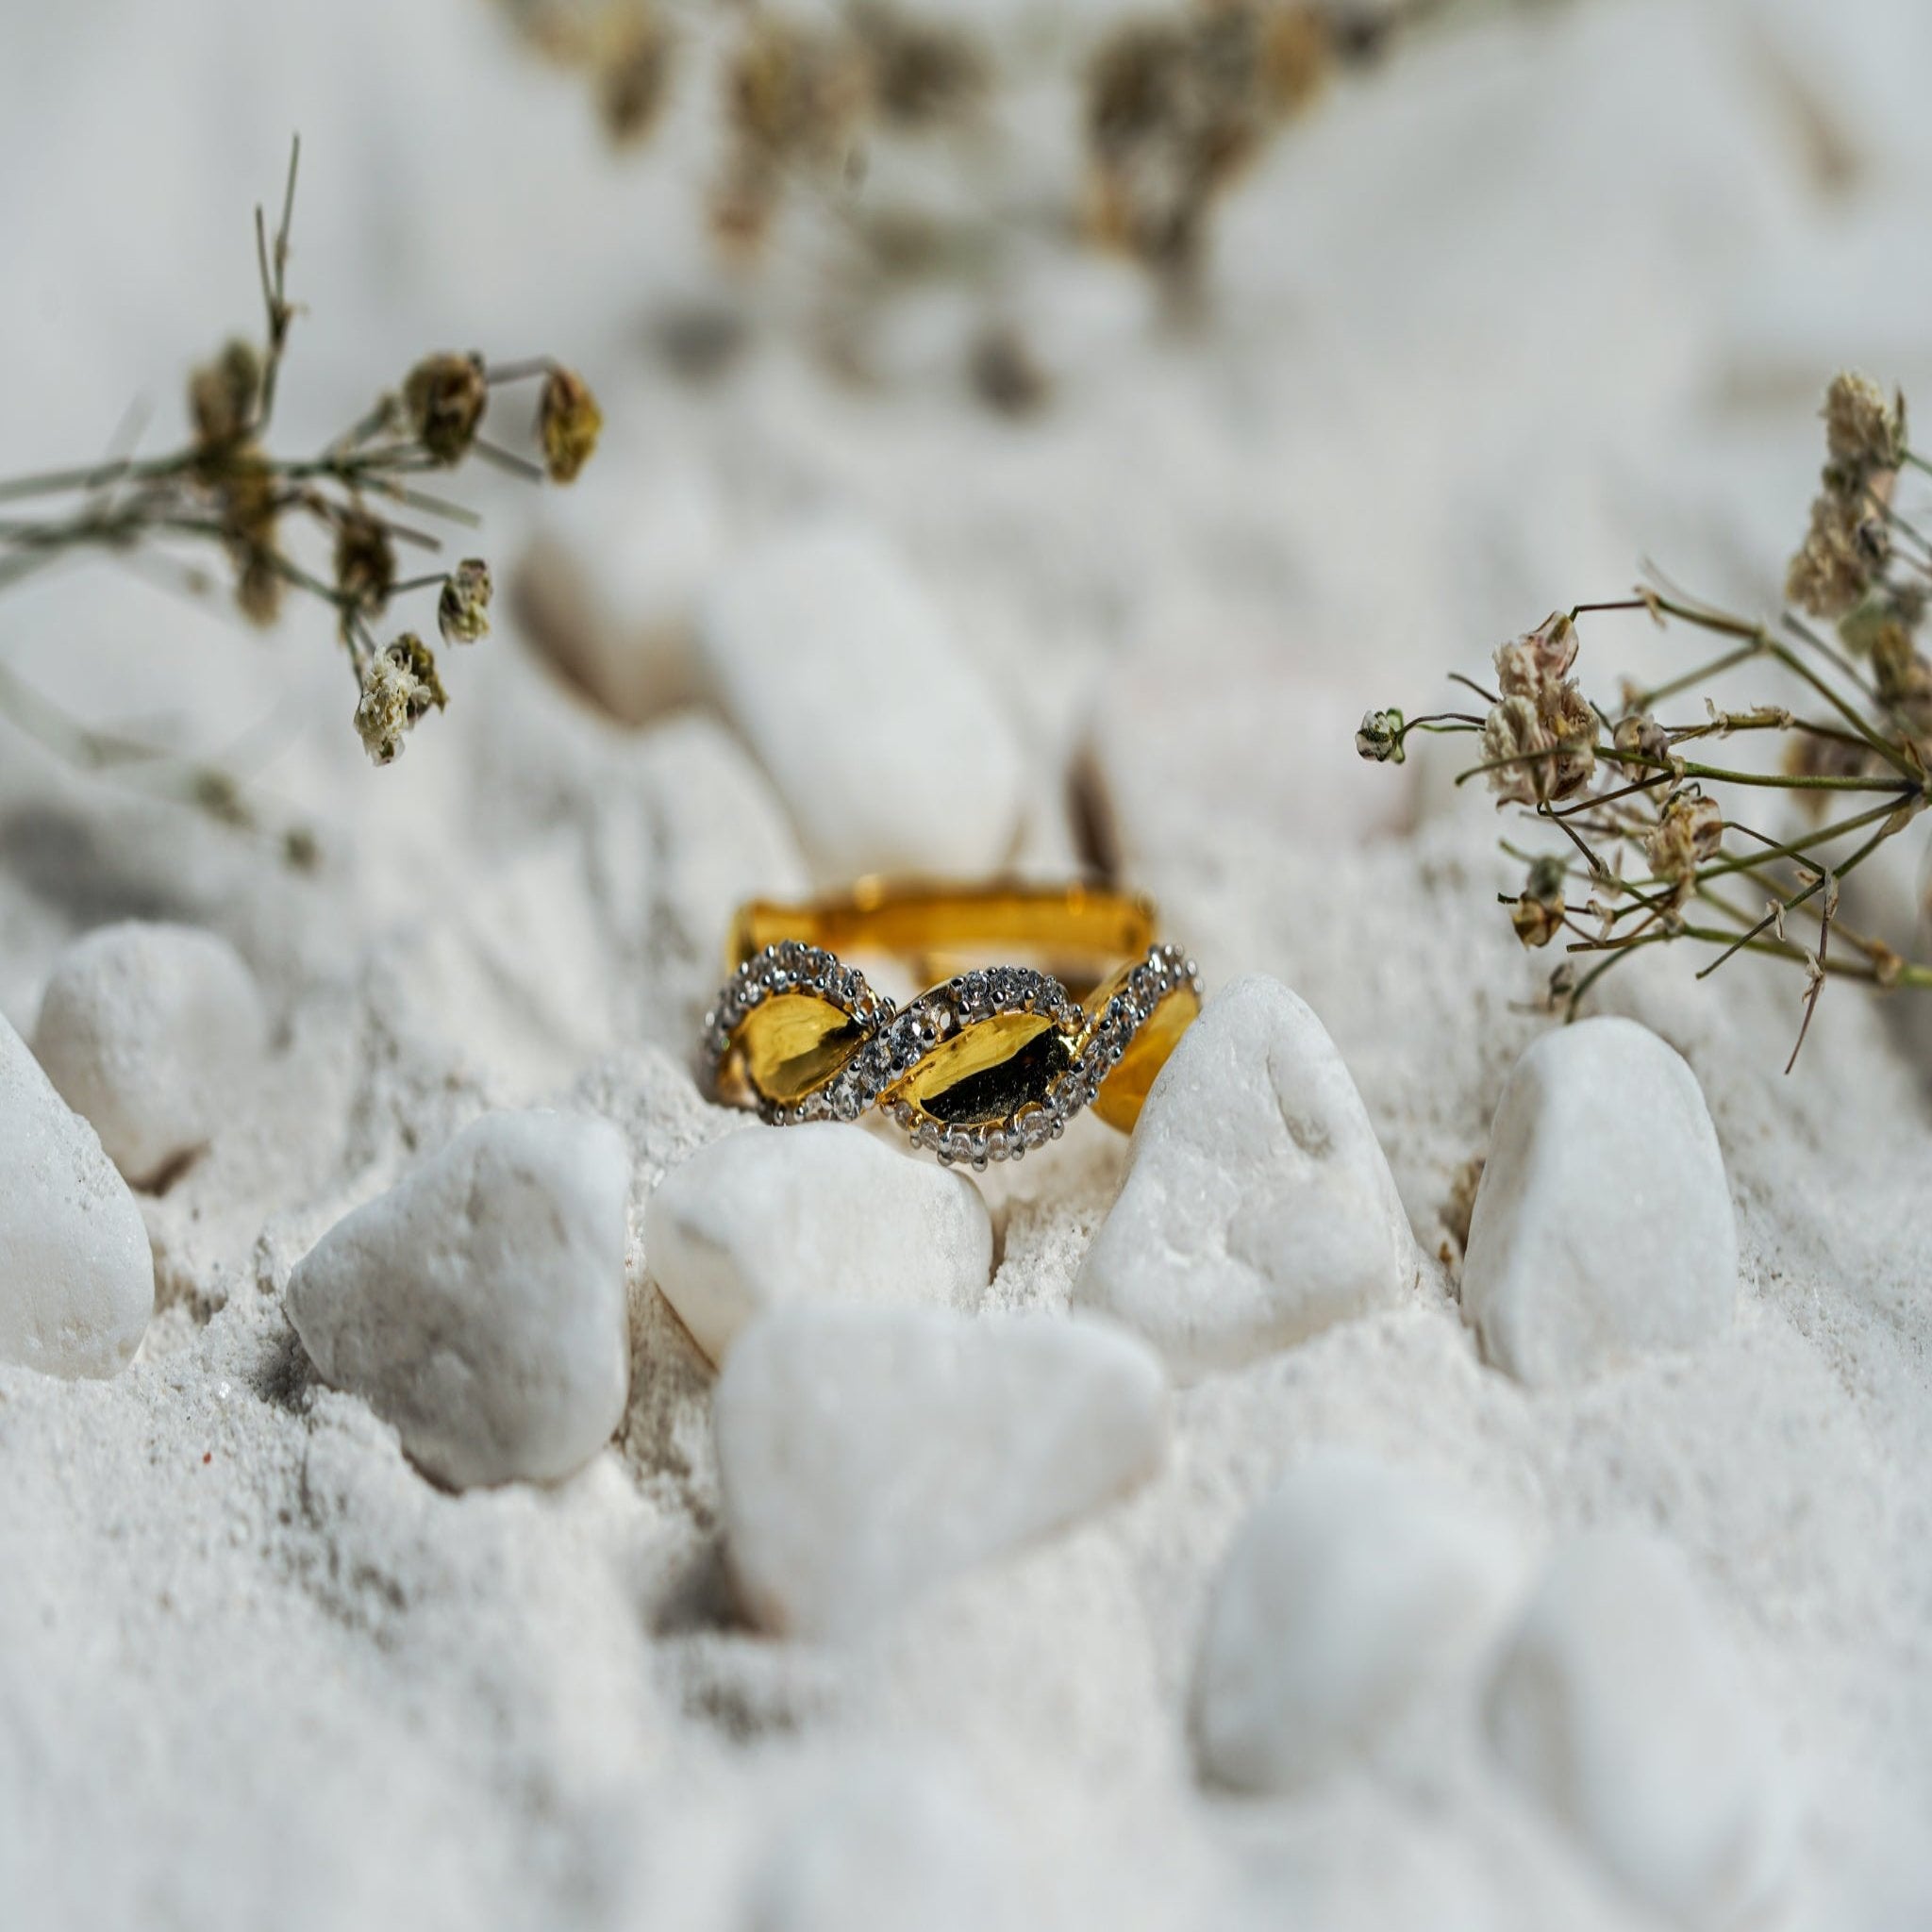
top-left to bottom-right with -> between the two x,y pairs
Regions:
538,367 -> 603,483
355,633 -> 447,766
438,558 -> 492,646
333,513 -> 396,617
404,352 -> 490,465
189,339 -> 262,448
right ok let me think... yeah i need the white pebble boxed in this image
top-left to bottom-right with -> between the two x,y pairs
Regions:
694,523 -> 1024,876
0,1009 -> 153,1378
1194,1454 -> 1525,1792
1461,1016 -> 1737,1386
714,1307 -> 1168,1638
515,455 -> 721,726
30,920 -> 268,1187
1485,1531 -> 1790,1926
1074,976 -> 1416,1379
646,1123 -> 992,1368
287,1109 -> 632,1489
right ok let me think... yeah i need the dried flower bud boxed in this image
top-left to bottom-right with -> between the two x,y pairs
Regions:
333,512 -> 396,617
538,367 -> 603,483
1869,940 -> 1906,991
1480,694 -> 1551,806
1788,491 -> 1887,619
1494,611 -> 1578,699
438,558 -> 492,645
1355,708 -> 1406,764
403,352 -> 490,465
854,3 -> 990,129
1257,3 -> 1331,117
1871,622 -> 1932,738
354,633 -> 447,766
970,324 -> 1050,418
1511,853 -> 1569,949
1613,711 -> 1671,764
1823,371 -> 1907,476
221,456 -> 283,626
189,339 -> 262,448
596,6 -> 675,146
1644,791 -> 1724,882
727,15 -> 868,164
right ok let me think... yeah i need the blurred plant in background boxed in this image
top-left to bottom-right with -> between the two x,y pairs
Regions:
1358,373 -> 1932,1069
498,0 -> 1456,389
0,142 -> 602,847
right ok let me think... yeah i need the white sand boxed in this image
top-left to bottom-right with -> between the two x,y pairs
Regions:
2,0 -> 1931,1924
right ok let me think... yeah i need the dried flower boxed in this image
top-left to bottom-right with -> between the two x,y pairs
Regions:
1511,854 -> 1569,949
853,3 -> 990,129
438,558 -> 492,645
1823,371 -> 1906,476
596,5 -> 675,145
1644,790 -> 1724,882
1356,707 -> 1406,763
354,633 -> 447,766
538,367 -> 603,483
221,455 -> 283,626
1871,622 -> 1932,740
404,352 -> 490,464
1787,490 -> 1888,619
1613,710 -> 1672,764
1495,611 -> 1578,698
1257,3 -> 1331,116
333,511 -> 396,617
1482,617 -> 1596,803
189,340 -> 262,449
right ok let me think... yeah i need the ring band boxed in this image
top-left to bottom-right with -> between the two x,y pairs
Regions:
702,878 -> 1202,1167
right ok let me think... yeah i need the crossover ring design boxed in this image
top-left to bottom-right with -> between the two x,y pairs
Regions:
701,879 -> 1203,1167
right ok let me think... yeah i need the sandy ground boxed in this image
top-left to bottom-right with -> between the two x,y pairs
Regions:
2,0 -> 1931,1925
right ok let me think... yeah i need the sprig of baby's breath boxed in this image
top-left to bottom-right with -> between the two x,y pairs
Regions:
1358,372 -> 1932,1071
0,139 -> 603,835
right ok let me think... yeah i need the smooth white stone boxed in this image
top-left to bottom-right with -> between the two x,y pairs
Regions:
1074,975 -> 1417,1379
694,522 -> 1024,876
516,453 -> 720,726
714,1307 -> 1168,1639
1194,1454 -> 1525,1792
287,1109 -> 632,1490
1485,1531 -> 1790,1926
1461,1016 -> 1737,1387
30,920 -> 269,1187
0,1008 -> 154,1378
646,1123 -> 992,1368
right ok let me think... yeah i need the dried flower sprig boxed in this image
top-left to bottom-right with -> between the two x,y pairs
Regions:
0,138 -> 602,806
1357,370 -> 1932,1071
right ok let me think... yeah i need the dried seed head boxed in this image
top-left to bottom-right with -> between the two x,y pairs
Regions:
333,512 -> 396,616
1613,710 -> 1671,765
853,4 -> 990,129
438,558 -> 493,645
189,339 -> 262,448
1822,371 -> 1907,476
538,367 -> 603,483
1787,491 -> 1887,620
1494,611 -> 1578,700
596,5 -> 675,146
1511,853 -> 1569,949
403,352 -> 490,465
726,15 -> 868,164
354,633 -> 448,766
1356,707 -> 1406,763
1644,790 -> 1724,883
1257,2 -> 1331,116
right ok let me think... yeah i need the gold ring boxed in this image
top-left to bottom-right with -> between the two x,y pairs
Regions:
702,878 -> 1202,1167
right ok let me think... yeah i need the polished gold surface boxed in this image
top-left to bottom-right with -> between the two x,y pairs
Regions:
709,876 -> 1200,1157
1090,981 -> 1201,1132
729,877 -> 1158,997
728,992 -> 867,1108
